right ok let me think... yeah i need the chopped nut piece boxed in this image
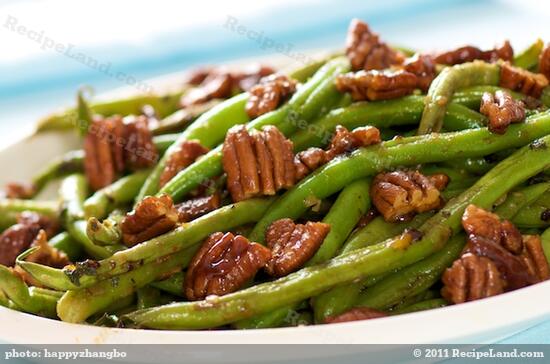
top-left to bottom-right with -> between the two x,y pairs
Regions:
403,54 -> 436,92
336,70 -> 418,101
371,170 -> 449,222
21,230 -> 69,268
234,64 -> 277,91
326,125 -> 381,159
265,218 -> 330,277
185,232 -> 271,300
4,182 -> 36,199
521,235 -> 550,282
159,140 -> 209,188
539,44 -> 550,80
120,195 -> 179,246
246,74 -> 297,118
16,211 -> 59,239
345,19 -> 404,71
480,91 -> 526,134
441,253 -> 505,304
175,193 -> 221,223
294,126 -> 381,179
0,222 -> 41,266
222,125 -> 295,202
294,148 -> 328,180
434,41 -> 513,65
84,115 -> 158,190
500,62 -> 549,98
462,205 -> 523,254
324,307 -> 387,324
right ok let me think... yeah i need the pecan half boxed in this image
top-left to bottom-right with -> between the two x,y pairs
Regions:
336,70 -> 418,101
84,116 -> 157,190
120,194 -> 179,246
500,62 -> 549,98
294,126 -> 381,180
433,41 -> 513,65
462,204 -> 523,254
403,54 -> 436,92
17,211 -> 59,239
246,74 -> 297,118
185,232 -> 271,300
345,19 -> 404,71
540,44 -> 550,80
123,115 -> 159,170
181,65 -> 275,106
159,140 -> 209,188
4,182 -> 36,199
22,230 -> 69,268
479,91 -> 526,134
84,116 -> 125,190
441,253 -> 505,304
520,235 -> 550,282
175,193 -> 221,223
371,170 -> 449,222
222,125 -> 295,202
324,307 -> 387,324
265,218 -> 330,277
0,222 -> 41,266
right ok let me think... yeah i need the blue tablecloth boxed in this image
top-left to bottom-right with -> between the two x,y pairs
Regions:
1,0 -> 549,346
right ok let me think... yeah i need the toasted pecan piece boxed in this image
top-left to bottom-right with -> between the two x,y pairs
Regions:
441,253 -> 505,304
175,193 -> 221,223
433,41 -> 513,65
480,91 -> 526,134
123,115 -> 159,170
336,70 -> 418,101
159,140 -> 209,188
294,126 -> 381,180
222,125 -> 295,202
265,219 -> 330,277
246,74 -> 297,118
540,44 -> 550,80
4,182 -> 36,199
120,195 -> 179,246
500,62 -> 549,98
185,232 -> 271,300
403,54 -> 436,92
371,170 -> 449,222
324,307 -> 387,324
345,19 -> 404,71
520,235 -> 550,282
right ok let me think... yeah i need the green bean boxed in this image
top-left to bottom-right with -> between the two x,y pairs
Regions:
137,286 -> 163,310
355,234 -> 464,310
151,99 -> 221,135
0,265 -> 58,318
514,39 -> 544,70
452,86 -> 525,109
57,248 -> 191,323
49,232 -> 83,261
150,272 -> 185,297
285,53 -> 341,83
250,111 -> 550,243
76,89 -> 93,135
392,298 -> 448,315
541,227 -> 550,264
543,87 -> 550,108
512,192 -> 550,228
30,150 -> 84,196
0,198 -> 59,217
443,104 -> 487,131
17,198 -> 275,290
390,289 -> 439,312
59,175 -> 123,258
494,183 -> 550,219
158,58 -> 350,203
36,90 -> 184,132
443,157 -> 494,175
122,135 -> 550,329
417,61 -> 500,134
312,213 -> 431,323
83,170 -> 150,220
235,178 -> 371,329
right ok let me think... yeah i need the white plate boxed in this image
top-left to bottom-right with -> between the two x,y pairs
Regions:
1,58 -> 550,361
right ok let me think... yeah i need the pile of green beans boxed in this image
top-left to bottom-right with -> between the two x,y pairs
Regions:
3,41 -> 550,332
